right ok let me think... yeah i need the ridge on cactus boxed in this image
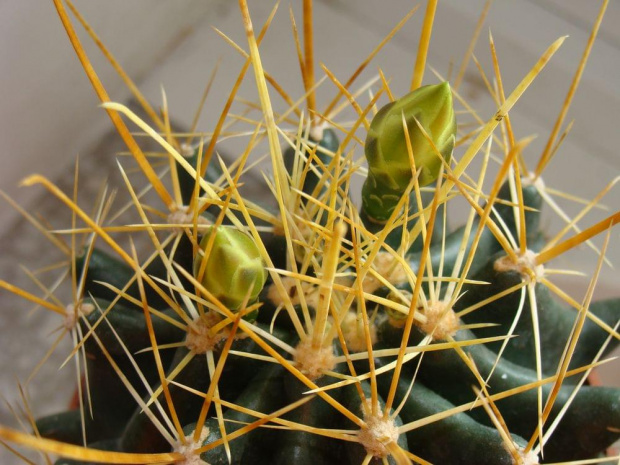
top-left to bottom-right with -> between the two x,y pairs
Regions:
0,1 -> 618,465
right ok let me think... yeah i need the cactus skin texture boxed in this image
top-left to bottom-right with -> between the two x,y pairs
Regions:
0,3 -> 615,465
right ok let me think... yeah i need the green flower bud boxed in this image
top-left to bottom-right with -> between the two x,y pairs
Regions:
362,82 -> 456,222
193,226 -> 267,311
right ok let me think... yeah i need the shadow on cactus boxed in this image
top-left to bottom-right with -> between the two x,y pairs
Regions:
0,1 -> 619,465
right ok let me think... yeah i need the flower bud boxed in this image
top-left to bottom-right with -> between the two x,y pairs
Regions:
362,82 -> 456,222
193,226 -> 267,311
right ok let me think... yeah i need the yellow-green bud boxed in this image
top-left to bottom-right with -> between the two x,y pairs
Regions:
193,226 -> 267,311
362,82 -> 456,222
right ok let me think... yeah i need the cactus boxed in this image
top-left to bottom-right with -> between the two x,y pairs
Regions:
1,1 -> 619,464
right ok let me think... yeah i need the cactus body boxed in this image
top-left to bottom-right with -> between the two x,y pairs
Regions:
1,3 -> 617,465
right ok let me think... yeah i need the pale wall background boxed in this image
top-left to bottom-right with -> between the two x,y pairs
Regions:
1,1 -> 619,463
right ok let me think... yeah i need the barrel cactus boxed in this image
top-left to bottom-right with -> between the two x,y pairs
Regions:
1,1 -> 618,464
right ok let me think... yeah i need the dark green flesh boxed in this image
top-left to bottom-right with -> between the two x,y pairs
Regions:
359,192 -> 447,255
37,300 -> 183,445
353,349 -> 525,465
120,324 -> 292,453
369,180 -> 545,291
177,143 -> 225,206
75,235 -> 196,311
196,364 -> 288,464
457,251 -> 620,378
377,320 -> 620,461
